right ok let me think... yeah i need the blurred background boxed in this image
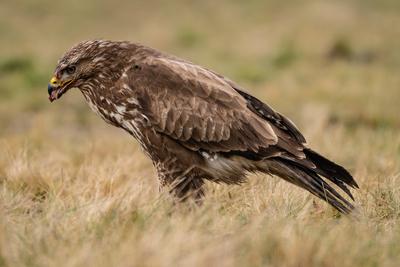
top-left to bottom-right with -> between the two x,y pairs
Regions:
1,0 -> 399,137
1,1 -> 400,266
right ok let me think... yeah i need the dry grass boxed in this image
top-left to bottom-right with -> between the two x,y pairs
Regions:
1,0 -> 400,266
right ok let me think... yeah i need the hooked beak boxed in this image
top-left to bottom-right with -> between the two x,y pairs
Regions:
48,76 -> 73,102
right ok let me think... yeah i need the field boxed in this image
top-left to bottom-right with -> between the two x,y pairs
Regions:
1,0 -> 400,266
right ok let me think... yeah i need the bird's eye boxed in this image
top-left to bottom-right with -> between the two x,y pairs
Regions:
64,65 -> 76,75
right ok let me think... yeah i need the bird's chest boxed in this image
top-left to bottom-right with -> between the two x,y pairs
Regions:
84,95 -> 129,125
85,96 -> 152,149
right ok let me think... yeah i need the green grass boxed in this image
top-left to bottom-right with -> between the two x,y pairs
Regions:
1,1 -> 400,266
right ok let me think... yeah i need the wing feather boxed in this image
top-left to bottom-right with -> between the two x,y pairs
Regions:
126,56 -> 278,153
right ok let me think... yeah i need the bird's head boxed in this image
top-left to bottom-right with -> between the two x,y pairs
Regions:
48,40 -> 132,102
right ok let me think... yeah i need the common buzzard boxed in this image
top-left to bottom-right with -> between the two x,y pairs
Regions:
48,40 -> 358,213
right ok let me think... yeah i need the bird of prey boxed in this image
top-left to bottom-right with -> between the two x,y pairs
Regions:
48,40 -> 358,213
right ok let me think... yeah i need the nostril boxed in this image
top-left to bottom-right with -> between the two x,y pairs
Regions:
50,77 -> 59,86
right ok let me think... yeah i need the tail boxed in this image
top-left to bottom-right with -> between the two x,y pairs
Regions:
267,149 -> 358,214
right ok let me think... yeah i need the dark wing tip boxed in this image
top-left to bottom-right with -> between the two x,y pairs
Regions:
304,148 -> 358,189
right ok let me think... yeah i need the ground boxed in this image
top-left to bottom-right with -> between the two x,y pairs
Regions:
1,0 -> 400,266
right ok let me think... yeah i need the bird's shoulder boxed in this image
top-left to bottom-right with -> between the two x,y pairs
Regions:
116,52 -> 279,153
131,50 -> 305,145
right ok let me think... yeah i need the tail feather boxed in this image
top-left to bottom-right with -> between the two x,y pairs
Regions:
268,158 -> 356,214
304,148 -> 359,189
281,153 -> 356,201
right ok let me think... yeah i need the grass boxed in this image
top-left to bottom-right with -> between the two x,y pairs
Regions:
1,0 -> 400,266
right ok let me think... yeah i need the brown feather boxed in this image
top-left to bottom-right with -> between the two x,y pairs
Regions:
50,40 -> 358,213
126,57 -> 278,152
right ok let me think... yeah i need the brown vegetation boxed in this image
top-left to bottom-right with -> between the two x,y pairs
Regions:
1,1 -> 400,266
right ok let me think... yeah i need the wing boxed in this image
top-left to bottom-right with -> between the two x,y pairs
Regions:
123,56 -> 279,153
208,72 -> 307,144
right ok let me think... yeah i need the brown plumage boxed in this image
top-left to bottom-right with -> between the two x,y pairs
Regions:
48,40 -> 359,213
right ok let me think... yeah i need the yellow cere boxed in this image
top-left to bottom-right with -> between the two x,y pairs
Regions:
50,76 -> 59,86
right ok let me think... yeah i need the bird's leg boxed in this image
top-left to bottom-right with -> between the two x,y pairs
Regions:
169,176 -> 205,204
156,162 -> 205,204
